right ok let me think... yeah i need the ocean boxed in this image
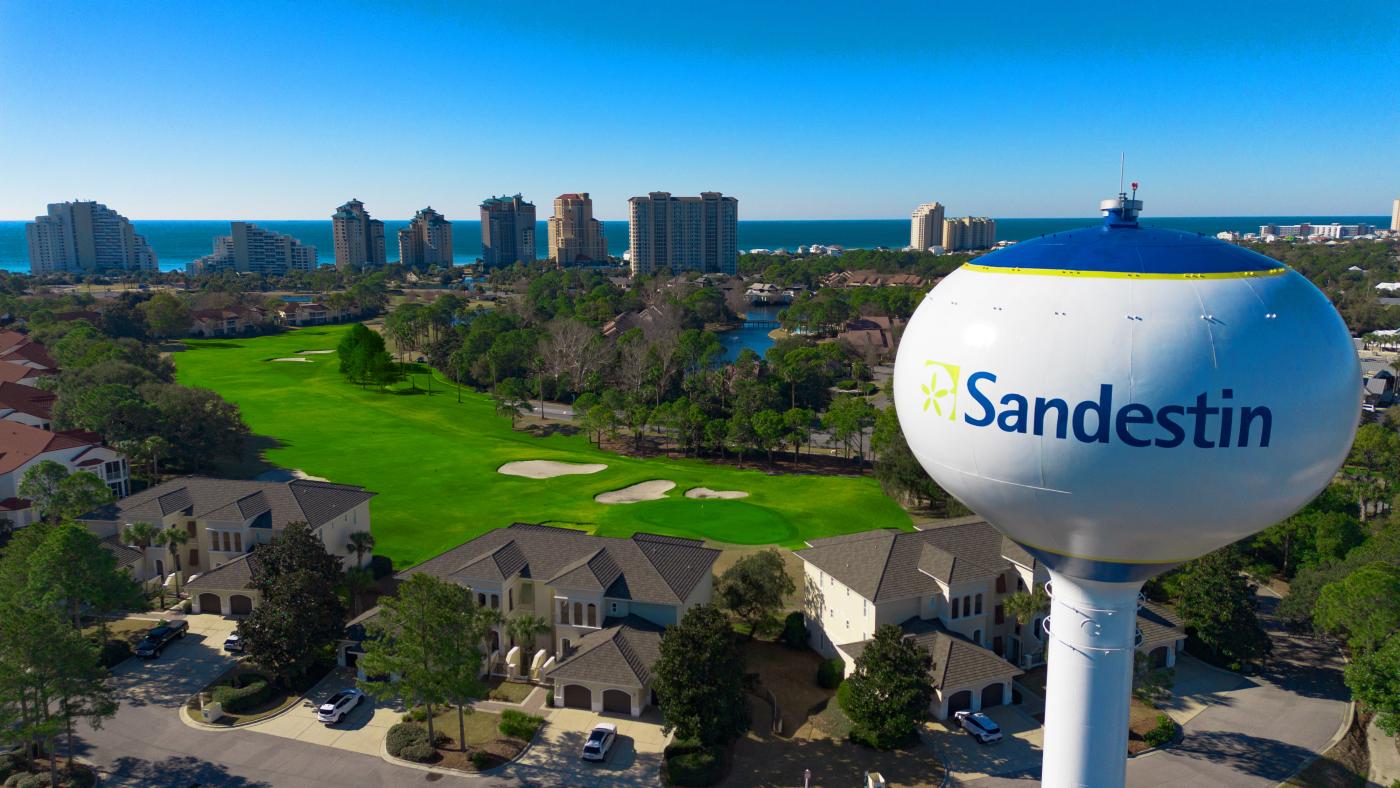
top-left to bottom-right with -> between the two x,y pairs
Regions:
0,217 -> 1388,274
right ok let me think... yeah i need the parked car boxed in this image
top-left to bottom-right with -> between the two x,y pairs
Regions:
223,633 -> 243,653
953,710 -> 1002,744
133,619 -> 189,658
581,722 -> 617,762
316,688 -> 365,724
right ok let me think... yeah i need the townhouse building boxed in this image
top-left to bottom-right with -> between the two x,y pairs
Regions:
0,422 -> 128,527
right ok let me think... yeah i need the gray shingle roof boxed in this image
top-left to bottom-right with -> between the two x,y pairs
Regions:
402,524 -> 719,606
799,520 -> 1013,601
839,617 -> 1023,692
544,616 -> 663,687
186,552 -> 263,592
100,536 -> 144,572
1138,601 -> 1185,648
83,476 -> 375,531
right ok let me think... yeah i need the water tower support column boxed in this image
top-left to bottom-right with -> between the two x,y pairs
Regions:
1039,568 -> 1144,788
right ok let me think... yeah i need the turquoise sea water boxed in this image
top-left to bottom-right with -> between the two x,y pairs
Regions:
0,217 -> 1387,273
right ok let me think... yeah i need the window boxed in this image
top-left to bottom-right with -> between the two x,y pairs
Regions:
188,549 -> 199,567
974,629 -> 982,644
995,604 -> 1005,625
490,594 -> 499,610
610,602 -> 618,614
975,594 -> 983,615
559,600 -> 570,624
233,533 -> 242,552
186,522 -> 197,537
479,593 -> 487,607
950,598 -> 959,619
221,532 -> 231,552
1017,577 -> 1027,592
586,604 -> 596,627
962,597 -> 971,617
573,602 -> 583,623
996,575 -> 1007,594
508,589 -> 513,611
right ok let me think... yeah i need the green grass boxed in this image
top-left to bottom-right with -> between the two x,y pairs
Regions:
174,324 -> 912,568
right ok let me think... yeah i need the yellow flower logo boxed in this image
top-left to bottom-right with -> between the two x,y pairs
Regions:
921,361 -> 961,421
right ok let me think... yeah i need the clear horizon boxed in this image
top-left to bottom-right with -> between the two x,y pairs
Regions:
1,1 -> 1396,220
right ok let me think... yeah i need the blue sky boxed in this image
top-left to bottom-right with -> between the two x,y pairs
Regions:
1,1 -> 1396,220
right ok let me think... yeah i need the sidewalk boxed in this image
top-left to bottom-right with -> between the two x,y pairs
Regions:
1369,717 -> 1400,787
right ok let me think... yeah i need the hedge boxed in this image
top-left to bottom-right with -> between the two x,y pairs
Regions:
1143,713 -> 1176,748
499,709 -> 544,740
398,742 -> 436,763
211,674 -> 273,713
368,554 -> 394,580
780,612 -> 807,649
665,745 -> 725,787
817,658 -> 845,689
387,722 -> 428,757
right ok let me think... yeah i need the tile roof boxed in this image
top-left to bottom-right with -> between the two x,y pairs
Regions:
100,536 -> 145,572
3,343 -> 57,369
839,617 -> 1023,692
1137,602 -> 1186,648
799,520 -> 1015,601
544,615 -> 663,687
186,552 -> 263,592
0,362 -> 52,385
0,421 -> 96,475
0,381 -> 56,420
401,523 -> 719,606
82,476 -> 375,529
0,331 -> 28,352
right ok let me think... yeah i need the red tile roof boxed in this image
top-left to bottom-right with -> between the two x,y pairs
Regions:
0,331 -> 28,353
0,382 -> 56,420
0,422 -> 95,475
0,362 -> 52,385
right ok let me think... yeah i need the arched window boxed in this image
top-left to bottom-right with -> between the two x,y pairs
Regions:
508,589 -> 514,610
587,604 -> 597,627
574,602 -> 583,624
973,629 -> 982,644
975,594 -> 983,615
949,596 -> 959,619
560,600 -> 569,624
478,593 -> 487,607
490,594 -> 500,609
996,575 -> 1007,594
962,596 -> 971,617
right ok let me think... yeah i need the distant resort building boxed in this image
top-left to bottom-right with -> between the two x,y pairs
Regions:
480,195 -> 536,269
332,199 -> 386,271
833,315 -> 905,363
548,193 -> 607,265
910,201 -> 946,252
942,216 -> 996,252
628,191 -> 738,277
821,270 -> 930,289
26,200 -> 157,275
1259,222 -> 1376,239
189,222 -> 317,277
398,206 -> 453,268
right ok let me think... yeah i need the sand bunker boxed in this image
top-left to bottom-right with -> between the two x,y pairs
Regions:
298,349 -> 335,355
499,460 -> 608,479
271,357 -> 312,362
596,480 -> 676,504
685,487 -> 750,500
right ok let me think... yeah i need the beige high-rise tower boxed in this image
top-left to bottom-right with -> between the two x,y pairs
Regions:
548,193 -> 608,265
628,191 -> 737,276
332,199 -> 386,271
910,201 -> 946,251
1391,199 -> 1399,232
397,207 -> 453,268
26,201 -> 157,274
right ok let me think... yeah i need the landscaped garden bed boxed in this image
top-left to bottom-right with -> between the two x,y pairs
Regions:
0,752 -> 97,788
387,706 -> 543,771
483,677 -> 536,704
184,661 -> 331,726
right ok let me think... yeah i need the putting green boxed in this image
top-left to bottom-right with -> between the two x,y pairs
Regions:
174,324 -> 913,568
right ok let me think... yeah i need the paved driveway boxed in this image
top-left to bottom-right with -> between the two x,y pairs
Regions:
962,596 -> 1349,787
77,614 -> 491,787
239,667 -> 404,756
926,706 -> 1043,782
503,707 -> 668,786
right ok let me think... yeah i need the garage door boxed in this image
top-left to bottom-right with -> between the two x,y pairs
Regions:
1150,646 -> 1169,668
981,683 -> 1004,709
230,595 -> 253,615
602,689 -> 631,714
946,690 -> 972,715
563,684 -> 592,710
198,593 -> 222,615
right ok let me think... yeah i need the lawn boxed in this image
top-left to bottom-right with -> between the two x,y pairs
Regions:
174,324 -> 913,569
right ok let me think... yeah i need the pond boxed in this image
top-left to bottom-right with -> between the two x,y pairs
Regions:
718,304 -> 783,363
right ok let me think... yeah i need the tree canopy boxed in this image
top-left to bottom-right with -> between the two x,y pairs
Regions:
651,604 -> 750,746
840,624 -> 934,749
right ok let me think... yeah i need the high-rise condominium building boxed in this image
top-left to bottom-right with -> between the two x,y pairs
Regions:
480,195 -> 536,268
191,222 -> 317,276
1392,199 -> 1399,232
942,217 -> 997,252
910,201 -> 946,251
627,192 -> 738,277
26,201 -> 157,275
332,199 -> 386,271
397,207 -> 453,268
548,193 -> 608,265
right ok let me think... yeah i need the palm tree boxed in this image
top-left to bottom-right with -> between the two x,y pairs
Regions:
345,531 -> 375,568
143,435 -> 173,481
505,613 -> 551,655
494,395 -> 524,428
122,521 -> 162,605
342,566 -> 375,617
154,526 -> 190,602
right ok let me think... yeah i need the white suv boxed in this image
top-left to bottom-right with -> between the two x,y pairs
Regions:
953,710 -> 1003,744
316,688 -> 364,724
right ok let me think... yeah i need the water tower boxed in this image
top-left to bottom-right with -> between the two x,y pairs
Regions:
893,191 -> 1358,787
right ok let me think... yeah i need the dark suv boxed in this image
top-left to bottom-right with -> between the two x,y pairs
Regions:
134,619 -> 189,658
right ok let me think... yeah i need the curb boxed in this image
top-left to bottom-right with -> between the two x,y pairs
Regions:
375,710 -> 550,778
178,689 -> 316,731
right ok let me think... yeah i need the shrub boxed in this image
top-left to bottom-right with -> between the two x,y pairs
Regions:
63,765 -> 97,788
836,679 -> 853,713
0,753 -> 25,781
836,379 -> 857,390
546,687 -> 554,707
469,750 -> 493,769
98,639 -> 132,668
665,745 -> 725,787
816,658 -> 845,689
397,742 -> 436,763
779,612 -> 807,649
499,709 -> 544,740
401,707 -> 428,723
368,555 -> 394,580
1143,713 -> 1176,748
386,723 -> 428,757
211,674 -> 273,713
665,737 -> 703,758
4,774 -> 46,788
